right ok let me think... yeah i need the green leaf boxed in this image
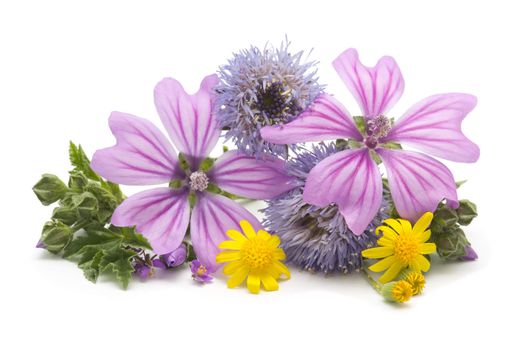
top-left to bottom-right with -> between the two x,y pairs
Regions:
63,229 -> 121,258
457,200 -> 478,226
456,180 -> 467,188
99,246 -> 136,289
69,141 -> 100,181
78,248 -> 105,283
119,227 -> 152,250
33,174 -> 69,206
41,220 -> 73,254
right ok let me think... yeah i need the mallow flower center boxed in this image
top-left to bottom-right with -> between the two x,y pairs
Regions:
254,81 -> 300,124
364,114 -> 392,149
189,171 -> 209,192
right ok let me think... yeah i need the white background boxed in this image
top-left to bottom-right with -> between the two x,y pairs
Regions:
1,1 -> 523,349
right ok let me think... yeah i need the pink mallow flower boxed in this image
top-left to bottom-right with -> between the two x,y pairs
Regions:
91,75 -> 294,271
261,48 -> 479,235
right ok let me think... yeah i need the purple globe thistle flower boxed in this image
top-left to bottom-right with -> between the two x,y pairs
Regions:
262,143 -> 390,273
215,40 -> 323,158
91,75 -> 295,271
190,259 -> 213,283
262,48 -> 480,234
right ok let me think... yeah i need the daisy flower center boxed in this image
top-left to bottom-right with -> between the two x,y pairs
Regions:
254,81 -> 299,124
240,237 -> 274,270
189,171 -> 209,192
393,235 -> 419,264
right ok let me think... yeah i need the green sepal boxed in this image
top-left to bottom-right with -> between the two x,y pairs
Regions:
33,174 -> 69,206
40,220 -> 73,254
199,157 -> 215,172
85,183 -> 119,222
370,149 -> 382,165
188,192 -> 197,209
222,146 -> 229,153
381,142 -> 402,150
457,200 -> 478,226
353,116 -> 366,135
178,153 -> 191,172
169,179 -> 183,189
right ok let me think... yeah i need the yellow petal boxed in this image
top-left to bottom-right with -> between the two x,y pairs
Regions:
257,229 -> 271,240
268,235 -> 281,249
417,229 -> 431,243
273,261 -> 291,279
413,212 -> 433,235
362,246 -> 394,259
419,242 -> 436,254
240,220 -> 257,239
409,259 -> 421,272
375,225 -> 398,241
273,248 -> 286,260
368,255 -> 396,272
226,229 -> 247,242
399,219 -> 413,235
383,218 -> 403,234
377,237 -> 394,247
379,261 -> 405,283
223,260 -> 244,275
216,251 -> 241,263
416,255 -> 431,272
218,240 -> 242,250
247,273 -> 261,294
261,273 -> 279,291
227,265 -> 250,288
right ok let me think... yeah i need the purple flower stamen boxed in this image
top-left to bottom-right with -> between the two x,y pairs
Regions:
189,171 -> 209,192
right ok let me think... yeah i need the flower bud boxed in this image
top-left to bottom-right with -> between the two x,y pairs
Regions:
33,174 -> 69,206
40,220 -> 73,254
381,280 -> 413,303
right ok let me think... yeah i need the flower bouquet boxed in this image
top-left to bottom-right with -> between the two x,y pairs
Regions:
33,40 -> 479,303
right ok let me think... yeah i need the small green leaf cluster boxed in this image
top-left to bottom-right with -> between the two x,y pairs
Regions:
33,142 -> 151,288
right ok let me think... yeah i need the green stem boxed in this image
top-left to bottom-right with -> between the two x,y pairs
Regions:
362,268 -> 382,294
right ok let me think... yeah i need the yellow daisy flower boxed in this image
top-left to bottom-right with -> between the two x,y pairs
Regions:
216,220 -> 290,294
362,212 -> 436,284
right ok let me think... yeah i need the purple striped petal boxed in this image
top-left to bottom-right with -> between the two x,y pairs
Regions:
377,149 -> 459,222
91,112 -> 181,185
260,93 -> 363,144
154,75 -> 220,170
111,187 -> 190,254
303,149 -> 383,235
190,192 -> 263,271
209,151 -> 296,200
386,93 -> 480,163
333,48 -> 404,118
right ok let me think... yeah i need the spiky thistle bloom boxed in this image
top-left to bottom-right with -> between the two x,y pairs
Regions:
215,40 -> 323,158
262,143 -> 390,273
